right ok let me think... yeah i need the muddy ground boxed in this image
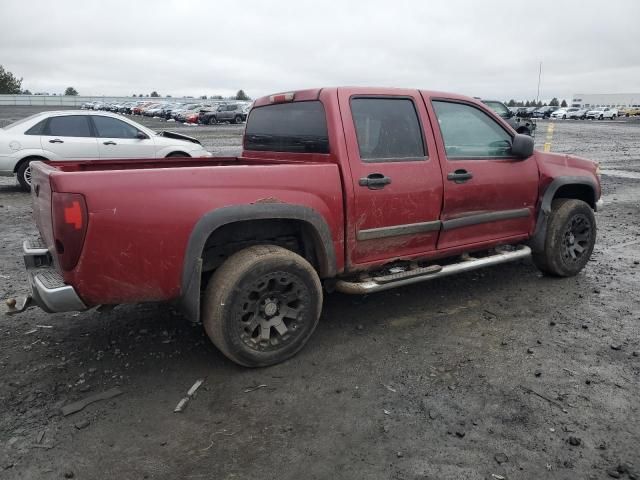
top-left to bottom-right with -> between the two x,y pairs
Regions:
1,107 -> 639,479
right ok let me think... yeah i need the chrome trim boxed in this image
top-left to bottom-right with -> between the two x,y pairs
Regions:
357,220 -> 441,241
31,273 -> 86,312
441,208 -> 530,231
23,239 -> 49,256
595,198 -> 604,212
335,246 -> 531,294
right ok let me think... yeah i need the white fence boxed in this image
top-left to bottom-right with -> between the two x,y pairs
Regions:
0,95 -> 194,107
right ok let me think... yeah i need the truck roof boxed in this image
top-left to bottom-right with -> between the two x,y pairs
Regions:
252,87 -> 478,108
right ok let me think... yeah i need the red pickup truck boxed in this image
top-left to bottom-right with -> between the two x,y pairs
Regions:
17,87 -> 602,367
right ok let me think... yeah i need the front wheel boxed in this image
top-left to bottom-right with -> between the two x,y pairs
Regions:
17,160 -> 33,191
233,115 -> 243,124
202,245 -> 323,367
532,199 -> 596,277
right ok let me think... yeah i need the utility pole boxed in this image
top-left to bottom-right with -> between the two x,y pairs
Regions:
536,61 -> 542,103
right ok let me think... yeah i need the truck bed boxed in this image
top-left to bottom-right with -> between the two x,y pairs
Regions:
30,158 -> 345,306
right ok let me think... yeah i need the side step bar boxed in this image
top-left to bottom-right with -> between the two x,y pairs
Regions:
335,246 -> 532,295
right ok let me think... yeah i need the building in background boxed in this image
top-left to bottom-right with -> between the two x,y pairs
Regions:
571,93 -> 640,108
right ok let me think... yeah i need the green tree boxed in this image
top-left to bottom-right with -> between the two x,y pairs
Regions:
210,95 -> 223,100
132,94 -> 137,97
21,89 -> 32,95
64,86 -> 78,96
525,100 -> 530,107
560,99 -> 567,107
0,65 -> 22,94
235,89 -> 249,101
537,100 -> 543,107
549,97 -> 559,106
507,99 -> 515,107
139,93 -> 144,97
150,91 -> 160,97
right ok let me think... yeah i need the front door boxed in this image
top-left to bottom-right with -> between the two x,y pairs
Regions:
91,115 -> 157,159
40,115 -> 99,159
338,88 -> 444,267
425,97 -> 539,250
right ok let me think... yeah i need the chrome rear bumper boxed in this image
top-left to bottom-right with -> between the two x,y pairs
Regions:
23,239 -> 86,313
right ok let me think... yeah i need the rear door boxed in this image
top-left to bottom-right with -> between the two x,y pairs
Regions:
338,88 -> 444,266
40,115 -> 99,159
425,97 -> 539,250
91,115 -> 158,159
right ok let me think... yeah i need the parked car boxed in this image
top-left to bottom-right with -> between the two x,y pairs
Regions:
199,103 -> 247,125
132,102 -> 153,115
175,104 -> 207,122
15,87 -> 602,368
0,110 -> 212,190
481,100 -> 536,136
144,104 -> 168,117
567,108 -> 588,120
586,107 -> 618,120
159,103 -> 183,120
532,106 -> 558,119
550,108 -> 568,119
619,106 -> 640,117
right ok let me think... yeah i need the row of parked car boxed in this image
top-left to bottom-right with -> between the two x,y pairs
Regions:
507,105 -> 640,120
81,100 -> 253,125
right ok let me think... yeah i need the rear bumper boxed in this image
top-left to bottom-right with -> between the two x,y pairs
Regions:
23,239 -> 87,313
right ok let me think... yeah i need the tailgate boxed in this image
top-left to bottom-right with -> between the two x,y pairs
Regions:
30,161 -> 56,251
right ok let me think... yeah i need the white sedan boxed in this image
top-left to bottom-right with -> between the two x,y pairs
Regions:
0,110 -> 212,190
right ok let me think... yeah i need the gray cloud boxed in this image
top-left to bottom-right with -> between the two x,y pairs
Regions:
1,0 -> 639,101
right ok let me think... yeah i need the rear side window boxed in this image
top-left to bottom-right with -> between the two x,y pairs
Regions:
93,116 -> 140,138
25,119 -> 47,135
350,98 -> 425,161
45,115 -> 93,137
245,101 -> 329,153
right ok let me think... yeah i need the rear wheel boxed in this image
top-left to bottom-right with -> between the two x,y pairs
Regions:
233,115 -> 243,124
166,152 -> 189,158
532,199 -> 596,277
202,245 -> 323,367
208,116 -> 217,125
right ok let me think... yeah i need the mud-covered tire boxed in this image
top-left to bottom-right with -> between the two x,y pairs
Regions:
532,199 -> 596,277
202,245 -> 323,367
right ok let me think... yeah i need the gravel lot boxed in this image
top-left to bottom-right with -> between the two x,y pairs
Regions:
1,107 -> 639,479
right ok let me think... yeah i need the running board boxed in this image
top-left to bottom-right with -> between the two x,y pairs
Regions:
334,246 -> 532,295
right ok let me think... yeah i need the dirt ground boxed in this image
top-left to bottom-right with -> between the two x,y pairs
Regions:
1,107 -> 639,479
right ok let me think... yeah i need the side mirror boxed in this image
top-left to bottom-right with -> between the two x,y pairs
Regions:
136,131 -> 148,140
511,133 -> 534,158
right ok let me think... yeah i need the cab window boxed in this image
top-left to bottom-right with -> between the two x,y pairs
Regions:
432,101 -> 513,159
44,115 -> 93,137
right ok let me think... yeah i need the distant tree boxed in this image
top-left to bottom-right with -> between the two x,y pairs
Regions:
139,93 -> 144,97
166,95 -> 172,98
0,65 -> 23,94
210,95 -> 223,100
150,91 -> 160,97
132,94 -> 137,97
560,99 -> 567,107
64,86 -> 78,96
507,99 -> 516,107
21,89 -> 32,95
145,94 -> 149,97
549,97 -> 559,106
537,100 -> 543,107
235,89 -> 249,101
200,95 -> 207,99
525,100 -> 530,107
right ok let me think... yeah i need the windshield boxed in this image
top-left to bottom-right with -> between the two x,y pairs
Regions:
1,113 -> 45,130
482,101 -> 510,118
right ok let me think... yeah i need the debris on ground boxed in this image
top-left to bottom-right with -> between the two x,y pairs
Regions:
61,388 -> 123,416
567,436 -> 581,446
243,384 -> 267,393
174,378 -> 205,413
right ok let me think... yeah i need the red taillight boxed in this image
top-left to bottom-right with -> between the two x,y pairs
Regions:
52,192 -> 88,270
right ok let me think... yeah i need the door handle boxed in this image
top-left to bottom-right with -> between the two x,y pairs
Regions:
447,169 -> 473,183
49,139 -> 64,144
103,141 -> 117,145
359,173 -> 392,190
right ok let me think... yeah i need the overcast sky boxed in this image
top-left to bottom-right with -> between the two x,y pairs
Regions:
1,0 -> 639,101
